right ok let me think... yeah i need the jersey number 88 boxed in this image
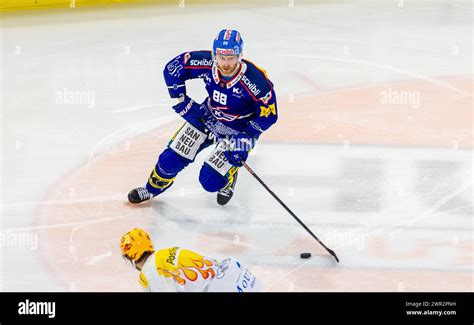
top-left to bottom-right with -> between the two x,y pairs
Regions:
213,90 -> 227,105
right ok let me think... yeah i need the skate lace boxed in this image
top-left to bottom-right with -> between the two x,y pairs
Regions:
218,186 -> 233,197
137,187 -> 150,200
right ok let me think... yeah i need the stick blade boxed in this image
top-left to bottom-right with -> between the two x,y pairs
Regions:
327,249 -> 340,263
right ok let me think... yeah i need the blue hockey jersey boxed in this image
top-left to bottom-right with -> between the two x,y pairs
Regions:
163,50 -> 278,138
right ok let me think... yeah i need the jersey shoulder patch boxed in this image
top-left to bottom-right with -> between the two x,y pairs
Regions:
240,59 -> 273,101
184,50 -> 213,68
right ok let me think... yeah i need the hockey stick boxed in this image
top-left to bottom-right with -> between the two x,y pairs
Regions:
240,161 -> 339,263
201,119 -> 339,262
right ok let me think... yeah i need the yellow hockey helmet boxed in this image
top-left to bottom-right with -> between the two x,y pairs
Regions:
120,228 -> 154,263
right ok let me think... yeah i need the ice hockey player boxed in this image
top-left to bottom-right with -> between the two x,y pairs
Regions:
120,228 -> 261,292
128,29 -> 278,206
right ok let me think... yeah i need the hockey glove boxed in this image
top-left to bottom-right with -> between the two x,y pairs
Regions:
172,95 -> 211,127
224,133 -> 254,167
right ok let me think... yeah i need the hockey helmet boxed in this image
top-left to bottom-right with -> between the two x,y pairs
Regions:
212,29 -> 244,60
120,228 -> 154,263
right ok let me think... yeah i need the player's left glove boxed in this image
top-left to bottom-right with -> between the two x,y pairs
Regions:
224,133 -> 254,167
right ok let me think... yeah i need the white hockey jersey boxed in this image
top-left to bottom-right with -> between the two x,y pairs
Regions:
138,247 -> 261,292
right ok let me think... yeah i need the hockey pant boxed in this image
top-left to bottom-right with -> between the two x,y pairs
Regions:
145,121 -> 239,196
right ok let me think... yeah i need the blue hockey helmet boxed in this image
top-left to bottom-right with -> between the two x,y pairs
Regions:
212,29 -> 244,60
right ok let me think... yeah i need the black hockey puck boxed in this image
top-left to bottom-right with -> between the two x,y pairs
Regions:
300,252 -> 311,259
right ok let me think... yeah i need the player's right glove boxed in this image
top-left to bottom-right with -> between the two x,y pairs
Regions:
172,95 -> 212,127
172,95 -> 197,117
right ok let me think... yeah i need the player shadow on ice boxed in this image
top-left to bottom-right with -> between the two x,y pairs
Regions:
151,199 -> 253,232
